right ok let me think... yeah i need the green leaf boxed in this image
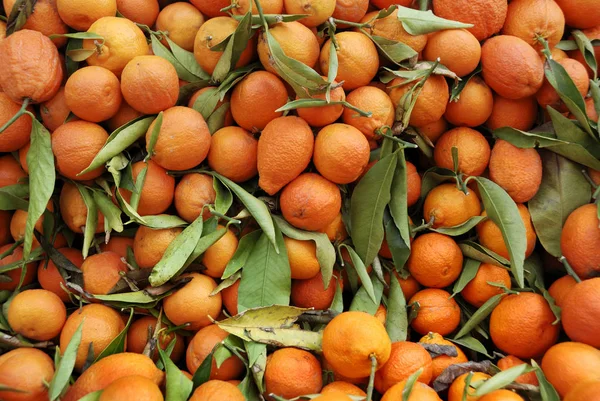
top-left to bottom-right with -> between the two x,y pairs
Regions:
183,225 -> 226,270
141,214 -> 189,229
454,293 -> 504,339
386,273 -> 408,342
529,151 -> 591,257
572,30 -> 598,80
452,259 -> 481,297
145,112 -> 163,161
206,103 -> 231,134
192,349 -> 214,390
0,184 -> 29,211
349,271 -> 384,314
351,152 -> 398,267
383,209 -> 411,270
369,34 -> 418,66
431,216 -> 487,236
129,164 -> 147,212
402,367 -> 424,401
75,184 -> 98,259
532,360 -> 561,401
396,6 -> 473,35
475,177 -> 526,288
450,67 -> 482,102
159,346 -> 193,401
450,336 -> 492,358
6,0 -> 35,35
23,120 -> 55,259
474,364 -> 535,396
149,215 -> 204,287
222,230 -> 261,279
418,167 -> 457,204
326,36 -> 338,85
95,308 -> 134,362
77,391 -> 102,401
92,190 -> 124,235
151,35 -> 205,82
165,36 -> 210,81
80,116 -> 154,175
51,32 -> 104,40
341,245 -> 376,303
237,227 -> 290,312
212,11 -> 253,83
330,281 -> 344,313
191,87 -> 221,120
213,176 -> 233,215
389,149 -> 411,248
65,39 -> 82,76
548,107 -> 600,159
273,215 -> 335,289
49,321 -> 84,400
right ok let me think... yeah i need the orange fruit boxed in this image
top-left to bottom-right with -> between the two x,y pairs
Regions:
419,333 -> 468,380
174,173 -> 216,223
186,324 -> 245,379
0,211 -> 11,247
145,106 -> 211,171
189,380 -> 245,401
156,3 -> 205,52
17,143 -> 31,174
481,35 -> 544,99
332,0 -> 368,23
222,279 -> 240,316
60,303 -> 126,371
0,29 -> 62,104
374,341 -> 433,393
37,248 -> 82,302
189,0 -> 229,18
433,127 -> 491,176
208,127 -> 258,183
39,87 -> 71,133
116,0 -> 159,25
479,390 -> 524,401
320,31 -> 379,91
489,139 -> 543,203
202,225 -> 238,278
257,116 -> 315,195
106,101 -> 144,132
561,204 -> 600,279
0,244 -> 37,291
384,271 -> 422,301
554,0 -> 600,29
257,21 -> 320,75
407,233 -> 463,288
0,92 -> 32,152
65,66 -> 122,123
486,95 -> 538,131
59,181 -> 105,234
230,71 -> 288,132
127,315 -> 185,361
370,0 -> 411,8
265,348 -> 323,399
502,0 -> 565,51
56,0 -> 116,31
232,0 -> 284,15
585,97 -> 599,121
82,17 -> 149,77
548,275 -> 577,307
100,237 -> 134,258
537,58 -> 590,111
432,0 -> 507,41
52,120 -> 108,180
362,9 -> 428,53
9,200 -> 54,247
318,212 -> 348,242
564,380 -> 600,401
342,86 -> 394,140
445,76 -> 494,127
133,226 -> 183,269
280,173 -> 342,231
416,117 -> 448,144
490,293 -> 559,358
409,289 -> 461,336
62,353 -> 164,401
0,348 -> 54,401
3,0 -> 68,47
7,289 -> 66,341
321,381 -> 366,397
291,273 -> 338,310
0,155 -> 26,188
497,355 -> 539,386
284,0 -> 336,27
163,272 -> 222,331
81,251 -> 128,295
193,16 -> 256,75
403,162 -> 421,207
382,380 -> 442,401
121,160 -> 175,216
423,183 -> 481,228
314,123 -> 370,184
0,20 -> 4,40
296,81 -> 345,128
448,372 -> 491,401
423,29 -> 481,77
285,236 -> 321,280
461,263 -> 511,307
99,375 -> 163,401
388,74 -> 450,127
541,342 -> 600,397
121,55 -> 179,114
322,311 -> 392,379
562,278 -> 600,347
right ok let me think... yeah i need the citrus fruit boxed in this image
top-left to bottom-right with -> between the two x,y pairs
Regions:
448,372 -> 491,401
155,2 -> 205,52
502,0 -> 565,51
291,273 -> 338,310
98,375 -> 164,401
123,160 -> 175,216
284,0 -> 336,27
554,0 -> 600,29
186,324 -> 244,379
564,380 -> 600,401
388,74 -> 450,127
419,333 -> 468,380
444,76 -> 494,127
208,126 -> 258,182
332,0 -> 368,23
222,279 -> 240,316
81,251 -> 128,295
541,341 -> 600,397
561,278 -> 600,347
374,341 -> 433,393
497,355 -> 539,386
0,348 -> 54,401
7,289 -> 66,341
461,263 -> 511,307
189,0 -> 229,18
133,226 -> 183,269
536,58 -> 589,111
0,244 -> 37,291
479,390 -> 524,401
174,173 -> 216,223
432,0 -> 507,41
561,204 -> 600,279
433,127 -> 491,176
296,81 -> 346,128
321,381 -> 366,397
285,236 -> 321,280
126,315 -> 185,361
486,95 -> 538,131
59,181 -> 105,234
342,86 -> 395,139
39,87 -> 70,133
202,225 -> 238,278
423,29 -> 481,77
0,92 -> 32,152
548,275 -> 577,307
116,0 -> 159,26
189,380 -> 245,401
409,289 -> 461,336
423,183 -> 481,229
106,101 -> 143,132
264,347 -> 323,399
382,380 -> 442,401
407,233 -> 463,288
362,9 -> 427,53
0,155 -> 26,188
64,66 -> 122,123
232,0 -> 284,15
57,0 -> 117,31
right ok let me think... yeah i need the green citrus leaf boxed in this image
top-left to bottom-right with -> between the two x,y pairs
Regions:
387,273 -> 408,342
222,230 -> 261,279
572,30 -> 598,80
49,320 -> 84,400
165,36 -> 209,81
431,215 -> 487,237
454,293 -> 504,339
452,258 -> 481,297
349,271 -> 384,314
396,6 -> 473,35
449,336 -> 492,358
389,149 -> 411,247
532,360 -> 561,401
548,107 -> 600,159
0,184 -> 29,211
450,67 -> 482,102
6,0 -> 35,35
92,190 -> 124,235
95,308 -> 134,362
151,35 -> 204,82
212,11 -> 253,82
330,281 -> 344,313
369,34 -> 418,65
74,184 -> 97,259
341,244 -> 376,303
402,367 -> 424,401
159,346 -> 193,401
459,241 -> 509,268
474,363 -> 535,396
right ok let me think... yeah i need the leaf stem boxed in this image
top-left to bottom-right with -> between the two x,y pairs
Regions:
419,0 -> 429,10
210,209 -> 242,226
559,256 -> 582,283
0,98 -> 30,134
330,18 -> 371,29
411,216 -> 434,235
535,34 -> 553,61
366,354 -> 378,401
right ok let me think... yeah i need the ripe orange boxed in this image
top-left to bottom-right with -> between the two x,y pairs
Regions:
0,155 -> 26,188
423,184 -> 481,229
419,333 -> 468,380
537,58 -> 590,111
423,29 -> 481,77
564,380 -> 600,401
407,233 -> 463,288
409,289 -> 461,336
193,16 -> 256,75
554,0 -> 600,29
232,0 -> 284,15
284,0 -> 335,27
280,173 -> 342,231
362,9 -> 428,53
265,347 -> 323,399
433,0 -> 507,41
481,35 -> 544,99
146,108 -> 210,171
39,87 -> 70,133
189,380 -> 245,401
486,95 -> 538,131
121,55 -> 179,114
174,173 -> 216,223
83,17 -> 149,77
257,21 -> 320,75
156,2 -> 205,52
569,26 -> 600,78
186,324 -> 245,380
59,182 -> 105,234
202,225 -> 238,278
320,32 -> 379,91
562,278 -> 600,347
0,348 -> 54,401
321,381 -> 366,397
489,140 -> 543,203
448,372 -> 491,401
314,123 -> 370,184
163,272 -> 222,331
257,116 -> 315,195
291,273 -> 338,310
445,76 -> 494,127
322,311 -> 392,379
297,81 -> 345,128
3,0 -> 68,46
542,342 -> 600,397
82,251 -> 128,295
382,380 -> 442,401
65,66 -> 122,123
0,92 -> 32,152
479,390 -> 524,401
490,293 -> 559,358
208,127 -> 258,183
99,375 -> 163,401
561,204 -> 600,279
106,101 -> 143,132
502,0 -> 565,51
133,226 -> 183,269
9,200 -> 54,248
497,355 -> 539,386
121,160 -> 175,216
384,271 -> 421,301
416,117 -> 448,144
433,127 -> 491,176
370,0 -> 411,8
127,315 -> 185,362
461,263 -> 511,308
7,289 -> 66,341
479,203 -> 537,260
188,87 -> 234,127
222,279 -> 240,316
116,0 -> 159,26
60,303 -> 125,371
342,86 -> 394,140
57,0 -> 116,31
0,245 -> 37,291
318,212 -> 348,242
332,0 -> 368,23
548,275 -> 577,307
285,236 -> 321,280
585,97 -> 599,121
374,341 -> 433,393
230,71 -> 288,132
388,75 -> 450,127
189,0 -> 229,18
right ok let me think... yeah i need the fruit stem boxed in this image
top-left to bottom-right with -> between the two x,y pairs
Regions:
366,354 -> 377,401
330,18 -> 371,29
411,216 -> 434,235
0,98 -> 30,134
210,209 -> 242,226
535,34 -> 553,61
559,256 -> 582,283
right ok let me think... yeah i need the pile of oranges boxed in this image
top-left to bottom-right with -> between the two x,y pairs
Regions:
0,0 -> 599,400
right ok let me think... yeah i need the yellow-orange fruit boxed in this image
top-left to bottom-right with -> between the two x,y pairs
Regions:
208,127 -> 258,183
409,289 -> 461,336
423,29 -> 481,77
486,95 -> 538,131
444,76 -> 494,127
388,75 -> 450,127
0,348 -> 54,401
461,263 -> 512,307
7,289 -> 66,341
541,342 -> 600,397
342,86 -> 395,139
433,127 -> 491,176
432,0 -> 507,41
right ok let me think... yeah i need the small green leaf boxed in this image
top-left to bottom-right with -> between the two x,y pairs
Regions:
349,271 -> 384,315
383,209 -> 411,270
75,184 -> 97,259
431,216 -> 487,236
92,190 -> 124,235
206,103 -> 231,134
572,30 -> 598,80
192,349 -> 214,390
330,281 -> 344,313
183,225 -> 226,269
159,346 -> 193,401
51,32 -> 104,40
389,149 -> 411,248
548,107 -> 600,159
452,259 -> 481,297
341,245 -> 376,303
145,112 -> 163,161
454,293 -> 504,339
151,35 -> 205,82
77,391 -> 103,401
6,0 -> 35,36
165,36 -> 210,81
450,336 -> 492,358
386,273 -> 408,342
191,87 -> 221,120
369,34 -> 418,66
450,67 -> 482,102
95,308 -> 134,362
532,360 -> 561,401
402,367 -> 424,401
221,230 -> 261,279
396,6 -> 473,35
212,11 -> 253,82
474,364 -> 535,396
49,321 -> 84,400
0,184 -> 29,211
213,177 -> 233,215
